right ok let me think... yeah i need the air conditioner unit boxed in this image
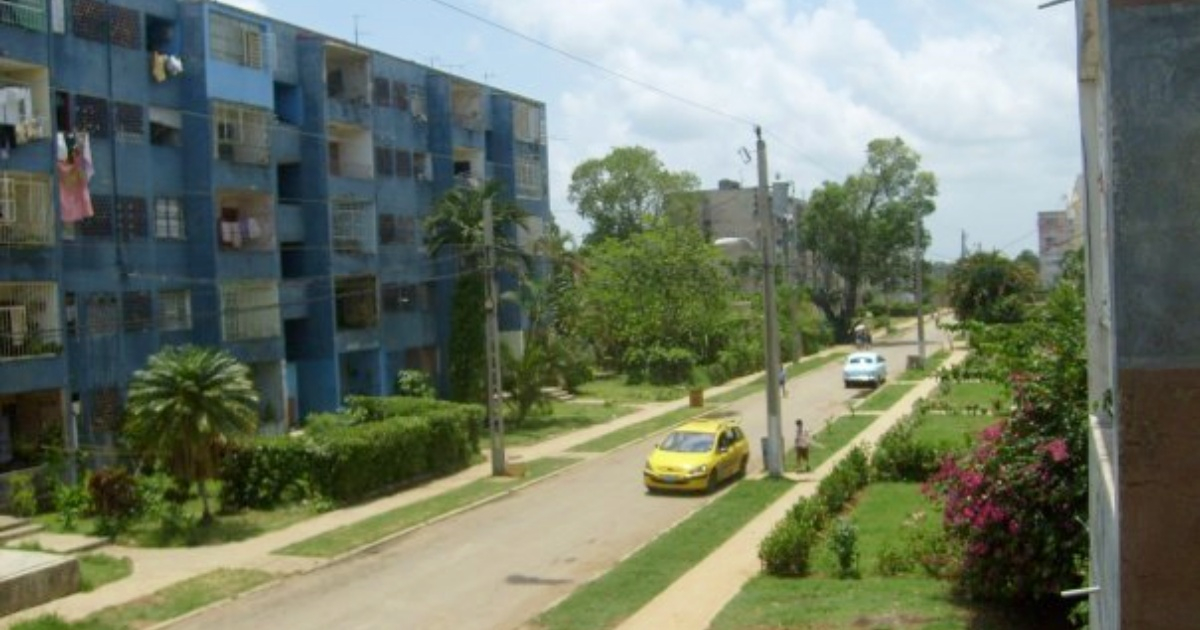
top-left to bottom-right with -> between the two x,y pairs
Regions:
0,305 -> 28,349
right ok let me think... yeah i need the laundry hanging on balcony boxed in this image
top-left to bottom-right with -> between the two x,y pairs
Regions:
56,132 -> 95,223
151,52 -> 185,83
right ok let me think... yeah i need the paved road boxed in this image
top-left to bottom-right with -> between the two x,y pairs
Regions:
170,327 -> 947,630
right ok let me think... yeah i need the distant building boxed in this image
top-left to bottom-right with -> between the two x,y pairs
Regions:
695,179 -> 805,284
1037,210 -> 1075,286
0,0 -> 550,473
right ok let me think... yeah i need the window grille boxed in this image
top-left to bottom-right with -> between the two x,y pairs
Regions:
410,85 -> 426,120
412,152 -> 430,181
210,13 -> 263,69
1,0 -> 46,32
154,197 -> 184,239
395,150 -> 412,179
220,280 -> 280,341
375,145 -> 393,177
372,77 -> 391,107
0,282 -> 60,359
516,154 -> 545,199
79,196 -> 113,238
122,291 -> 151,331
332,197 -> 375,253
115,102 -> 144,142
212,101 -> 270,164
74,94 -> 109,138
149,107 -> 182,147
117,196 -> 147,240
108,4 -> 140,49
513,101 -> 544,144
392,81 -> 408,110
86,293 -> 119,336
90,387 -> 121,431
0,172 -> 53,246
396,216 -> 416,245
335,276 -> 378,330
70,0 -> 106,42
159,290 -> 191,331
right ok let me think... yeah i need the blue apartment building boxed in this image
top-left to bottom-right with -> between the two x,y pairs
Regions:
0,0 -> 551,472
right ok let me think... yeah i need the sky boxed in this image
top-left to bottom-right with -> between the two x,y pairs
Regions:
223,0 -> 1082,262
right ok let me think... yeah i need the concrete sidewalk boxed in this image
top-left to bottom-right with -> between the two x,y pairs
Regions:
1,348 -> 840,628
616,349 -> 967,630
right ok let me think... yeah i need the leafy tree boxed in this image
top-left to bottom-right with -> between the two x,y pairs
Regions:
393,370 -> 435,398
569,146 -> 701,245
931,249 -> 1087,604
947,251 -> 1039,323
575,219 -> 735,377
1015,249 -> 1040,276
123,346 -> 259,522
500,278 -> 557,424
802,138 -> 937,339
424,179 -> 530,402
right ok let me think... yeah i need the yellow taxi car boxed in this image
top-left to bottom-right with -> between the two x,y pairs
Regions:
643,418 -> 750,494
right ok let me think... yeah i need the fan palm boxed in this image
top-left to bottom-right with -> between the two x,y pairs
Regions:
123,345 -> 259,522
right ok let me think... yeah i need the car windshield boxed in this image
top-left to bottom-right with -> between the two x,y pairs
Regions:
659,431 -> 715,453
850,357 -> 873,364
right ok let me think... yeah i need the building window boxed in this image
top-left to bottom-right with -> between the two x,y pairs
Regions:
372,77 -> 391,107
516,154 -> 545,199
78,196 -> 113,238
210,13 -> 263,69
381,282 -> 402,313
0,172 -> 54,246
115,102 -> 144,142
374,145 -> 394,177
90,387 -> 122,432
335,276 -> 378,330
117,196 -> 148,240
149,107 -> 182,147
70,0 -> 108,42
64,291 -> 77,337
332,197 -> 375,254
220,280 -> 281,341
378,214 -> 396,245
412,152 -> 430,181
513,100 -> 545,144
74,94 -> 109,138
212,101 -> 270,164
123,291 -> 152,332
154,197 -> 184,240
1,0 -> 46,32
108,4 -> 141,49
396,216 -> 416,245
410,85 -> 426,121
392,81 -> 408,110
87,293 -> 119,336
0,282 -> 61,359
159,290 -> 191,331
395,150 -> 412,179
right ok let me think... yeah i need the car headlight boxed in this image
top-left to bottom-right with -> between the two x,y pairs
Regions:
687,464 -> 708,477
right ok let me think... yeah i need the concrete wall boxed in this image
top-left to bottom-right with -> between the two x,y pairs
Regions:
1084,0 -> 1200,627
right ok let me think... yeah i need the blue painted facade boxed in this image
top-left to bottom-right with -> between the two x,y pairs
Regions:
0,0 -> 551,469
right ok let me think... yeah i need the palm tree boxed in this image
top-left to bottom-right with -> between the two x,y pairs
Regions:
424,179 -> 530,403
123,345 -> 259,522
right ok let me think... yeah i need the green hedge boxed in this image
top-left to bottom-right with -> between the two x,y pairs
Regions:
759,446 -> 871,576
870,417 -> 942,482
221,398 -> 480,509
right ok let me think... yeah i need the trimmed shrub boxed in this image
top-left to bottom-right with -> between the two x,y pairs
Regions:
816,446 -> 870,514
7,472 -> 38,517
760,497 -> 824,576
393,370 -> 436,399
871,419 -> 942,482
829,518 -> 861,579
623,345 -> 696,386
222,400 -> 476,509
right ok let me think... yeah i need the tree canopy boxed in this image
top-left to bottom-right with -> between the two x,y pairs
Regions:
568,146 -> 701,246
947,251 -> 1040,323
802,137 -> 937,338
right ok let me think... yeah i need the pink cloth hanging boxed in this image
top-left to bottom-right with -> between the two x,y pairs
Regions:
58,132 -> 95,223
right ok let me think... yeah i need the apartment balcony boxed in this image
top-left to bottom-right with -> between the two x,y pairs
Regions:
220,279 -> 282,343
0,172 -> 53,247
0,60 -> 51,148
0,282 -> 61,361
325,44 -> 371,127
213,101 -> 271,166
332,197 -> 376,255
217,190 -> 275,253
0,0 -> 46,32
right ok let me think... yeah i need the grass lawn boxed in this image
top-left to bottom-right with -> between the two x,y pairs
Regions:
276,457 -> 578,558
912,413 -> 999,453
533,477 -> 795,630
932,381 -> 1008,411
502,401 -> 637,448
790,414 -> 879,473
854,383 -> 918,412
37,500 -> 321,548
79,553 -> 133,592
714,483 -> 1066,630
574,377 -> 688,404
568,405 -> 709,453
13,569 -> 272,630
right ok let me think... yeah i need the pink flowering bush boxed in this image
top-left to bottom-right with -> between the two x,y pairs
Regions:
929,252 -> 1088,603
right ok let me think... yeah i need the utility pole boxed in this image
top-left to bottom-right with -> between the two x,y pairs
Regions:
756,126 -> 784,478
915,211 -> 926,363
482,193 -> 506,476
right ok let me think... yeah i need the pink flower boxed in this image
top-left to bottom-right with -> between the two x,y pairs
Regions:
1043,439 -> 1069,463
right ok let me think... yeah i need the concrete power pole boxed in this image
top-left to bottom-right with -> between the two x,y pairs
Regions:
756,127 -> 784,478
483,195 -> 506,476
915,211 -> 926,363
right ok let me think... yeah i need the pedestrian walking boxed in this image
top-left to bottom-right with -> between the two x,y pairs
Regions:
779,369 -> 788,398
794,419 -> 811,472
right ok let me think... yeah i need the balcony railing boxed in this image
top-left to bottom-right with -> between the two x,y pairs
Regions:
0,282 -> 60,360
0,0 -> 45,32
0,172 -> 53,246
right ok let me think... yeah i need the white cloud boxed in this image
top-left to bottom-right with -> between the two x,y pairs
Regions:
481,0 -> 1079,254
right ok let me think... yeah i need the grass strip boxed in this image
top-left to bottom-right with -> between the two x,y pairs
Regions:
275,457 -> 578,558
854,382 -> 918,412
502,402 -> 637,448
708,352 -> 847,405
932,380 -> 1008,410
13,569 -> 272,630
899,348 -> 950,380
79,553 -> 133,592
794,414 -> 879,472
534,477 -> 795,630
568,406 -> 705,453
